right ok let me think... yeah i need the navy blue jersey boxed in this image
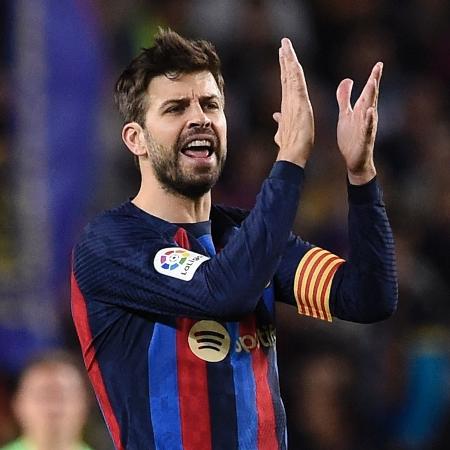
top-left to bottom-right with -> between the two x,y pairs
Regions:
71,161 -> 397,449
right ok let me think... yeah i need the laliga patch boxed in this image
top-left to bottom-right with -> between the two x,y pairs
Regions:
154,247 -> 209,281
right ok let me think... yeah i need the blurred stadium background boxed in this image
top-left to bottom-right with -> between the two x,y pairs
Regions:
0,0 -> 449,448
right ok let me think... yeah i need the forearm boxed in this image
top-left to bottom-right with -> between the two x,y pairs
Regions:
73,161 -> 305,319
203,161 -> 304,316
330,177 -> 398,322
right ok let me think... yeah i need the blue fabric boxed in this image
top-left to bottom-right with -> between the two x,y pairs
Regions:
229,323 -> 258,449
197,233 -> 216,257
149,323 -> 183,450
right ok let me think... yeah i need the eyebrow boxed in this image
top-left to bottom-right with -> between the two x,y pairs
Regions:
158,95 -> 223,112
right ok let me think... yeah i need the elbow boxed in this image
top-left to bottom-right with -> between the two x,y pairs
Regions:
334,269 -> 399,323
368,300 -> 397,323
359,281 -> 398,323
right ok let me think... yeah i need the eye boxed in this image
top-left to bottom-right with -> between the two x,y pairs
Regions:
205,102 -> 220,110
165,104 -> 185,114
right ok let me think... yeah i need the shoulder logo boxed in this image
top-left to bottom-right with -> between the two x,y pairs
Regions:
188,320 -> 231,362
154,247 -> 209,281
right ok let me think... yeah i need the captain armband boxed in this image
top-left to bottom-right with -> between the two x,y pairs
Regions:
293,247 -> 345,322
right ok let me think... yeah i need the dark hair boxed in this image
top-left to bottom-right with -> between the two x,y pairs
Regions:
114,28 -> 224,126
15,350 -> 88,392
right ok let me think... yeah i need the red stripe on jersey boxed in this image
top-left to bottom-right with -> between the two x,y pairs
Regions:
176,318 -> 212,450
174,227 -> 190,249
241,316 -> 278,450
174,229 -> 212,450
71,271 -> 124,450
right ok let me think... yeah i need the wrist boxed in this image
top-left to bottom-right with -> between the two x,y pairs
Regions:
276,146 -> 311,169
276,155 -> 307,169
271,160 -> 305,184
347,165 -> 376,185
347,176 -> 382,204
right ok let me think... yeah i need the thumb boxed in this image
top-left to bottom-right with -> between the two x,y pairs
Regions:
336,79 -> 353,114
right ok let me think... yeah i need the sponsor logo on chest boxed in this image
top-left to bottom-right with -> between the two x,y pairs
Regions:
188,320 -> 276,362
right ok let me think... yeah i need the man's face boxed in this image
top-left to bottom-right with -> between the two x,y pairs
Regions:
142,71 -> 227,199
13,363 -> 88,442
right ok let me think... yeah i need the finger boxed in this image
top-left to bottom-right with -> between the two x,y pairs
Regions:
373,63 -> 383,109
282,38 -> 308,91
336,78 -> 353,114
279,45 -> 287,109
282,38 -> 300,65
273,112 -> 281,123
356,62 -> 383,110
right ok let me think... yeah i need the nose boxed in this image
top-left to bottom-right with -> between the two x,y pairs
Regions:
187,102 -> 211,129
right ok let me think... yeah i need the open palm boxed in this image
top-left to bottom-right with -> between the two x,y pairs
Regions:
336,63 -> 383,184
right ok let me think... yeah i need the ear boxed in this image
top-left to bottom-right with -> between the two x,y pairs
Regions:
121,122 -> 147,157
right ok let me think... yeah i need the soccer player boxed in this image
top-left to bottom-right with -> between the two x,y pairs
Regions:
71,29 -> 397,449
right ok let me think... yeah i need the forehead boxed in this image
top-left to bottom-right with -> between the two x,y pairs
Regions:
147,71 -> 222,107
20,364 -> 84,391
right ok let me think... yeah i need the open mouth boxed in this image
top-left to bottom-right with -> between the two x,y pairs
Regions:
181,137 -> 215,159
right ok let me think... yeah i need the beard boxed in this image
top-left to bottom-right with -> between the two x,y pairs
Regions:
144,128 -> 226,200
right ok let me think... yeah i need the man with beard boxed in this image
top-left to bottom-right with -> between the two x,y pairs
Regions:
71,29 -> 397,449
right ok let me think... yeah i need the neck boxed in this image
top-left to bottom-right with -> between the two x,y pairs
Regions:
132,171 -> 211,223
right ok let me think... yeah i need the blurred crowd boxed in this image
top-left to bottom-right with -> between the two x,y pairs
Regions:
1,0 -> 449,449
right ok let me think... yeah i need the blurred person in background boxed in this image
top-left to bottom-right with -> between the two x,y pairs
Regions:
288,352 -> 360,450
71,28 -> 397,449
0,351 -> 94,450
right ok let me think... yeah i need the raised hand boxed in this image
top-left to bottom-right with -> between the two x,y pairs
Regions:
336,62 -> 383,185
273,38 -> 314,168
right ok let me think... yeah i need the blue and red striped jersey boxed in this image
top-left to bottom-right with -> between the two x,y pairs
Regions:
71,161 -> 397,449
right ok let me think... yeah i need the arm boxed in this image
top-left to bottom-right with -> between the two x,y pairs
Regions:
274,177 -> 397,323
332,177 -> 397,322
274,62 -> 398,323
335,61 -> 397,320
73,162 -> 304,320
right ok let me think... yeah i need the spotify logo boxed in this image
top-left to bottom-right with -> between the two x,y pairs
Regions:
188,321 -> 231,362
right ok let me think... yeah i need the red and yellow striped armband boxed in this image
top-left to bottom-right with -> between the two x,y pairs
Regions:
293,247 -> 345,322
